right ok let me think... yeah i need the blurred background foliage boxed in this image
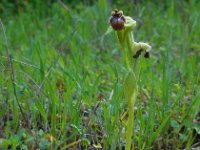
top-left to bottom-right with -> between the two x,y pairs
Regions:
0,0 -> 198,16
0,0 -> 199,149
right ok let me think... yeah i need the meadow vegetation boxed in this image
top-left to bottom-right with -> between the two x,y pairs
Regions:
0,0 -> 199,149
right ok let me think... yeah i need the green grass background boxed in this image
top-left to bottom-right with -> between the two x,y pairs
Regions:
0,0 -> 200,149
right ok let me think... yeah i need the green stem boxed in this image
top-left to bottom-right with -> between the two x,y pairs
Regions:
125,60 -> 140,150
124,32 -> 136,150
122,50 -> 131,70
125,92 -> 136,150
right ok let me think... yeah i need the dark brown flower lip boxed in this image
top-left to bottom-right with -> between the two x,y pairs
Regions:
133,49 -> 143,58
144,51 -> 150,58
133,50 -> 150,59
109,9 -> 126,31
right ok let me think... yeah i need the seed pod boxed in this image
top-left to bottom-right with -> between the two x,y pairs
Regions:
109,9 -> 126,31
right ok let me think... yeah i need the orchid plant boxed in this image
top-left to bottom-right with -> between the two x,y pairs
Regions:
105,9 -> 151,150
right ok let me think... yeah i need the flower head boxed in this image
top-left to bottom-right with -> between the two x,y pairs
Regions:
109,9 -> 126,31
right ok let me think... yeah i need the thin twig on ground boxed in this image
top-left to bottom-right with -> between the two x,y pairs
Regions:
0,18 -> 26,121
0,55 -> 40,70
